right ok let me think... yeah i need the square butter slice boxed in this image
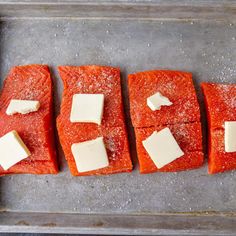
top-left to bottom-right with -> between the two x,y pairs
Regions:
225,121 -> 236,152
71,137 -> 109,173
70,94 -> 104,125
147,92 -> 172,111
142,127 -> 184,169
0,130 -> 31,170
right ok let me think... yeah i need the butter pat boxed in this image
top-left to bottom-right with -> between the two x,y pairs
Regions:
225,121 -> 236,152
147,92 -> 172,111
0,131 -> 31,170
6,99 -> 40,115
71,137 -> 109,172
70,94 -> 104,125
142,127 -> 184,169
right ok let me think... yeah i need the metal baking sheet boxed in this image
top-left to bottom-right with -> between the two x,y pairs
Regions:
0,0 -> 236,234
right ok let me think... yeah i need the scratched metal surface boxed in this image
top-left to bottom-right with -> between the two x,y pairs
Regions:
0,1 -> 236,234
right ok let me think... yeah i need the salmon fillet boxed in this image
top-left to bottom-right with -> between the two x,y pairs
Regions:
0,65 -> 58,175
135,123 -> 204,173
128,70 -> 203,173
202,83 -> 236,174
58,65 -> 125,128
57,65 -> 132,176
128,70 -> 200,128
201,83 -> 236,129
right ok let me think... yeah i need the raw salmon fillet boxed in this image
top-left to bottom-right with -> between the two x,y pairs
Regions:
0,65 -> 58,175
135,123 -> 204,173
57,65 -> 132,176
128,70 -> 200,128
128,70 -> 203,173
58,65 -> 125,128
201,83 -> 236,129
202,83 -> 236,174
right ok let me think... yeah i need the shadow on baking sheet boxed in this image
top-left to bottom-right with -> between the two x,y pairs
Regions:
48,65 -> 67,172
192,73 -> 208,165
0,181 -> 3,211
0,20 -> 3,88
121,69 -> 139,170
0,21 -> 4,211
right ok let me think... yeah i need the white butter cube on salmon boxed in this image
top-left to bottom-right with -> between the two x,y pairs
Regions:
70,94 -> 104,125
142,127 -> 184,169
147,92 -> 172,111
225,121 -> 236,152
71,137 -> 109,172
6,99 -> 40,115
0,130 -> 31,170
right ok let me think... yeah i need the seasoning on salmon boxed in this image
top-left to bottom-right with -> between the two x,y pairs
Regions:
0,65 -> 58,175
128,70 -> 203,173
128,70 -> 200,128
201,83 -> 236,174
57,65 -> 132,176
